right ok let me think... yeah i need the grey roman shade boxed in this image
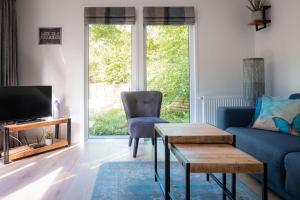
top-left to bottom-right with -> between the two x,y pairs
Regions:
143,7 -> 195,25
84,7 -> 136,24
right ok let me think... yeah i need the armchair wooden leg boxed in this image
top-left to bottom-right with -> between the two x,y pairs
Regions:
151,138 -> 154,146
133,138 -> 139,158
129,136 -> 133,147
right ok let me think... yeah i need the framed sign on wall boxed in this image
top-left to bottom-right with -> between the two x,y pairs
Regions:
39,27 -> 62,45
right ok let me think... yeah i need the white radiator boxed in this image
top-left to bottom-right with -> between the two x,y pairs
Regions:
201,96 -> 250,126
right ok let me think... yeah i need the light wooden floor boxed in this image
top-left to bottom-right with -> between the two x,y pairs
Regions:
0,141 -> 282,200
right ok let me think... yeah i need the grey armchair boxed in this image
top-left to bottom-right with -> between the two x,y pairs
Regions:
121,91 -> 168,157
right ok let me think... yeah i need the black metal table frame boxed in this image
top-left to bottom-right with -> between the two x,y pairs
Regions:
1,118 -> 71,164
154,130 -> 268,200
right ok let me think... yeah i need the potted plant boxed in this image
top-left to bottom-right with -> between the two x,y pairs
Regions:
246,0 -> 266,21
44,132 -> 53,146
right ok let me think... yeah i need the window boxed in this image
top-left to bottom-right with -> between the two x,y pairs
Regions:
85,7 -> 135,137
85,6 -> 196,138
144,7 -> 195,122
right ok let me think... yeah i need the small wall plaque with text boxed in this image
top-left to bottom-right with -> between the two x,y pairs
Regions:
39,28 -> 62,45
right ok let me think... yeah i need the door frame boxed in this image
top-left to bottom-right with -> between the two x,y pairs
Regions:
84,4 -> 199,141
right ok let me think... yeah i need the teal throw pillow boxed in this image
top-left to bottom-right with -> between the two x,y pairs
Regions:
249,97 -> 262,127
252,96 -> 300,136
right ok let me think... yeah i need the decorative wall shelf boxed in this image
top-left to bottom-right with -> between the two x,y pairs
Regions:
248,6 -> 271,31
248,19 -> 271,26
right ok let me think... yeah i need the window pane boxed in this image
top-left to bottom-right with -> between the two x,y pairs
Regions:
146,25 -> 190,123
88,24 -> 132,136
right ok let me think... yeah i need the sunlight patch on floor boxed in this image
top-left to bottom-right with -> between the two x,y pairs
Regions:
0,162 -> 36,180
44,144 -> 80,159
4,167 -> 62,200
89,150 -> 132,169
52,174 -> 76,186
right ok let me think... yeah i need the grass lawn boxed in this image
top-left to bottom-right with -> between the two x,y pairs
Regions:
89,107 -> 189,136
89,108 -> 128,136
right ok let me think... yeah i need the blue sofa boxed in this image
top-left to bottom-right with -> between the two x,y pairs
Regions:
217,94 -> 300,200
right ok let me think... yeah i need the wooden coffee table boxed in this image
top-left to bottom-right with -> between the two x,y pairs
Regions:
154,123 -> 267,200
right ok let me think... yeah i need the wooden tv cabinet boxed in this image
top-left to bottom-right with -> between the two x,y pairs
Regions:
1,118 -> 71,164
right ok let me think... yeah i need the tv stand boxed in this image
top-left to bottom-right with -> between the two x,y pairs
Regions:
16,118 -> 45,124
1,118 -> 71,164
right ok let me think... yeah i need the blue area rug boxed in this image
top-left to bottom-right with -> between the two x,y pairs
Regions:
92,161 -> 259,200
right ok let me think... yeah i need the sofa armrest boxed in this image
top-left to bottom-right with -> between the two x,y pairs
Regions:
217,107 -> 255,130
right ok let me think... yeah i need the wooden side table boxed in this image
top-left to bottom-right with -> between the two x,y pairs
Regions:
1,118 -> 71,164
170,143 -> 267,200
154,123 -> 233,200
154,123 -> 268,200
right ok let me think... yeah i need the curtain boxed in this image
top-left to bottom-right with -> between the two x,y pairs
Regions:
0,0 -> 18,86
84,7 -> 136,24
143,7 -> 195,25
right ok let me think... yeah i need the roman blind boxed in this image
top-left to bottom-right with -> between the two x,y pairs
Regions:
84,7 -> 136,24
143,7 -> 195,25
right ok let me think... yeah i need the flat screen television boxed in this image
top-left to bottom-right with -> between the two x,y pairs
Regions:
0,86 -> 52,122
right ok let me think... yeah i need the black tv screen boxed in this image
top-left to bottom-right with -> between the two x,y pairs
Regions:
0,86 -> 52,122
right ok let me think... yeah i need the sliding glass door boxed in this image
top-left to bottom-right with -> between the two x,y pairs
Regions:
88,24 -> 132,137
85,6 -> 196,138
146,25 -> 190,122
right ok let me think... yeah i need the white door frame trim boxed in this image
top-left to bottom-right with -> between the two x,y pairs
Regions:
84,3 -> 199,141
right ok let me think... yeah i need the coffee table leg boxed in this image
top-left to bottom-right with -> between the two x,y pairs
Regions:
262,163 -> 268,200
185,163 -> 190,200
206,173 -> 210,181
232,173 -> 236,200
165,136 -> 170,200
222,173 -> 227,200
232,135 -> 237,199
154,130 -> 158,182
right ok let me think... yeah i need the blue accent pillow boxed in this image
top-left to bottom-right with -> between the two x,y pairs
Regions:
252,96 -> 300,136
249,97 -> 262,127
273,114 -> 300,136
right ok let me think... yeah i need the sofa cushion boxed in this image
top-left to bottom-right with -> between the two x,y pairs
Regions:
285,152 -> 300,200
128,117 -> 168,138
217,107 -> 255,130
226,127 -> 300,197
289,93 -> 300,100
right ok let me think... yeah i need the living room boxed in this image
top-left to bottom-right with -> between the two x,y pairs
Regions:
0,0 -> 299,199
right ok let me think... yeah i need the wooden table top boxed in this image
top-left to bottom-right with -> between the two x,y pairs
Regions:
154,123 -> 233,144
172,144 -> 263,173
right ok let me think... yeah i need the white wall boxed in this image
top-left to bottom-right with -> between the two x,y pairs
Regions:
255,0 -> 300,97
16,0 -> 255,143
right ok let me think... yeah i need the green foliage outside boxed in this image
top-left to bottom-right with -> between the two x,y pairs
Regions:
89,25 -> 190,136
89,108 -> 190,136
89,108 -> 127,136
89,24 -> 131,136
146,25 -> 190,123
89,25 -> 131,84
